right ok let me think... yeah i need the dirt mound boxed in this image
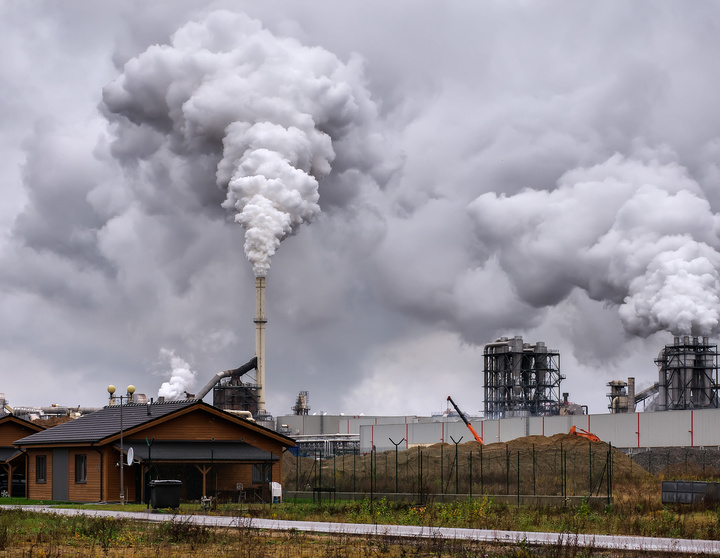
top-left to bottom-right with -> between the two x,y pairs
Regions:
32,415 -> 76,428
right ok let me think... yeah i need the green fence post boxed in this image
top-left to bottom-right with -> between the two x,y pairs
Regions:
480,445 -> 484,494
517,450 -> 520,506
532,443 -> 536,496
589,440 -> 592,494
450,435 -> 463,495
506,444 -> 510,496
441,444 -> 444,495
389,437 -> 405,494
469,451 -> 473,498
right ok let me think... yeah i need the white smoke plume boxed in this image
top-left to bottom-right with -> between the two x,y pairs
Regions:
102,10 -> 380,277
469,154 -> 720,337
157,349 -> 197,400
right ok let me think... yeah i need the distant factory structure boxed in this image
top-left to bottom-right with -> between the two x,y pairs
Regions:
483,336 -> 566,419
608,336 -> 719,413
277,335 -> 720,456
6,329 -> 720,460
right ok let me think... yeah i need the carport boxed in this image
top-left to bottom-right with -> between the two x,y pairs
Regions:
119,440 -> 280,503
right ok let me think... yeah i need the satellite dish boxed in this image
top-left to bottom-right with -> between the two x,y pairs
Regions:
127,447 -> 134,466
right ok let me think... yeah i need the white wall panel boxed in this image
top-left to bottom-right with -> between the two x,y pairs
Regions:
589,413 -> 638,448
693,408 -> 720,447
640,410 -> 691,448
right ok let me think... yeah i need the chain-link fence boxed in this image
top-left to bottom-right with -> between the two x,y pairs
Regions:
629,447 -> 720,479
284,439 -> 626,499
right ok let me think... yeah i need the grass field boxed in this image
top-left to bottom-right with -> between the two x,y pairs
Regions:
2,489 -> 720,557
0,503 -> 698,558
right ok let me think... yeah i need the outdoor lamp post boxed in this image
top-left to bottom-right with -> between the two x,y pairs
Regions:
108,384 -> 135,505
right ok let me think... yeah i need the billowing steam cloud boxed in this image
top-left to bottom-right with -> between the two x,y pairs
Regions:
157,349 -> 197,400
102,10 -> 379,276
469,154 -> 720,337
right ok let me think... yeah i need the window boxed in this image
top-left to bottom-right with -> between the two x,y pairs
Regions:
75,454 -> 87,483
36,455 -> 47,483
252,463 -> 271,484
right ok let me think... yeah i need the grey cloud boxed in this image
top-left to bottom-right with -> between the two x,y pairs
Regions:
2,2 -> 720,415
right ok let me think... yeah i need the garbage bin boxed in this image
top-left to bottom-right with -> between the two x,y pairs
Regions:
149,479 -> 182,509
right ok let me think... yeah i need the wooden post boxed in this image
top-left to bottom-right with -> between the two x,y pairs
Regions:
196,465 -> 211,498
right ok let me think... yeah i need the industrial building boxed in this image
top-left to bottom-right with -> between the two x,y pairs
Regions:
655,336 -> 719,411
483,336 -> 564,419
6,326 -> 720,469
212,374 -> 260,416
276,335 -> 720,457
608,336 -> 720,413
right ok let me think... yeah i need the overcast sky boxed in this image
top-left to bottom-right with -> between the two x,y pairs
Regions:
2,1 -> 720,418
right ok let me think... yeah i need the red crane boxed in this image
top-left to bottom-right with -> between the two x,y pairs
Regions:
446,396 -> 484,445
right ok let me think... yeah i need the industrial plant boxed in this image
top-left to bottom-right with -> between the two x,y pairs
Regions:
606,336 -> 720,414
4,275 -> 720,484
274,334 -> 720,457
483,336 -> 564,419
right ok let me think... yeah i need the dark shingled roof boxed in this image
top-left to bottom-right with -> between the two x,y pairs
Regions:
0,448 -> 21,462
14,400 -> 196,446
118,440 -> 279,462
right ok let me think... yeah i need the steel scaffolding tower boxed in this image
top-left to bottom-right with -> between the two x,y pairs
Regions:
655,336 -> 719,411
483,336 -> 564,419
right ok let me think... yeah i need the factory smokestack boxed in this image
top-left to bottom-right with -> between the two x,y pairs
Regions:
255,276 -> 267,413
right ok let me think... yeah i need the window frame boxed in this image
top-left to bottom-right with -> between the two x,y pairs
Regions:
74,454 -> 87,484
36,455 -> 47,483
251,463 -> 271,484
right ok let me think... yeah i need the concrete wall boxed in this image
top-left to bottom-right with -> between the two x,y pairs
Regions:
278,415 -> 421,436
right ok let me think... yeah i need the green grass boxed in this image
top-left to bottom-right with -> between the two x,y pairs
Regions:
0,502 -> 717,557
2,499 -> 719,557
0,497 -> 63,506
5,494 -> 720,541
219,497 -> 720,540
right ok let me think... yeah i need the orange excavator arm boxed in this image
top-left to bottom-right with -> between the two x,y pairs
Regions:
569,425 -> 601,442
447,396 -> 484,445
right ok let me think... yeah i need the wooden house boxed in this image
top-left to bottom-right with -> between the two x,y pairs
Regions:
14,400 -> 294,503
0,414 -> 45,497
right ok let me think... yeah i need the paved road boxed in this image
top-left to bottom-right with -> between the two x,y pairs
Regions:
7,505 -> 720,555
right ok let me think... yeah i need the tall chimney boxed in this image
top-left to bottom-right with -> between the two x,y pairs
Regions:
255,276 -> 267,414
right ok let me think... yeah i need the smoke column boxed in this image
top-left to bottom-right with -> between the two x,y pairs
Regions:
102,10 -> 379,277
469,154 -> 720,337
157,349 -> 197,400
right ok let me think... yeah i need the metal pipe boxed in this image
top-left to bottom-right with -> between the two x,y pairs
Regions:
194,357 -> 257,401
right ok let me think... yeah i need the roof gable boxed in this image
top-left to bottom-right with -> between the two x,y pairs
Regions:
0,415 -> 44,446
